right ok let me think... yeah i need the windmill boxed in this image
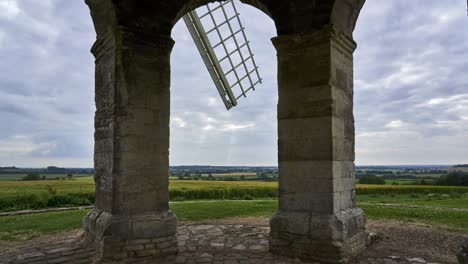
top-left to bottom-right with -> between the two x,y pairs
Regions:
183,0 -> 262,110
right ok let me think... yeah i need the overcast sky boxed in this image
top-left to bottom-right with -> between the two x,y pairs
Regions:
0,0 -> 467,167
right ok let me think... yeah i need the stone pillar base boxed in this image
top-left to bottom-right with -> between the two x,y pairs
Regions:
83,209 -> 178,261
269,208 -> 367,263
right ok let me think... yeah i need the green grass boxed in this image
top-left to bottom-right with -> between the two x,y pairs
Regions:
356,184 -> 468,195
358,193 -> 468,209
0,200 -> 277,241
0,210 -> 88,241
172,200 -> 276,220
359,204 -> 468,232
1,199 -> 467,241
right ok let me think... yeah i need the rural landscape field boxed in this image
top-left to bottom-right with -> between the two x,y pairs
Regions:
1,165 -> 467,242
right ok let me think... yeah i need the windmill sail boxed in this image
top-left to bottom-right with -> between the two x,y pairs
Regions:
183,0 -> 262,110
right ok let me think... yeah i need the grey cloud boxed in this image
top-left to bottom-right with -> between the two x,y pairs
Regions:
0,0 -> 466,166
354,0 -> 468,164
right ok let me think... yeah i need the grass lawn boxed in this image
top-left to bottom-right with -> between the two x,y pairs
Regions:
0,210 -> 88,241
359,204 -> 468,232
358,193 -> 468,209
1,200 -> 467,241
171,200 -> 276,220
0,200 -> 277,241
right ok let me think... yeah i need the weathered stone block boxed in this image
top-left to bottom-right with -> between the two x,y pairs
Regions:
270,208 -> 367,263
83,209 -> 177,261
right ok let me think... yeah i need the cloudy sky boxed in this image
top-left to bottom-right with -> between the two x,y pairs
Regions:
0,0 -> 467,167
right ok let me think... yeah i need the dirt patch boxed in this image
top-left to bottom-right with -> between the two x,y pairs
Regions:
353,220 -> 468,264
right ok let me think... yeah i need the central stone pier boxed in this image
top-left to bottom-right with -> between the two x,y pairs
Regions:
269,25 -> 368,263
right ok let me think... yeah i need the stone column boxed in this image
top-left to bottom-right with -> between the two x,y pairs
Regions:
82,28 -> 177,261
269,25 -> 368,263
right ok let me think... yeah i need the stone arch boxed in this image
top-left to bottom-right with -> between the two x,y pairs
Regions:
173,0 -> 272,27
331,0 -> 366,37
85,0 -> 365,38
82,0 -> 369,263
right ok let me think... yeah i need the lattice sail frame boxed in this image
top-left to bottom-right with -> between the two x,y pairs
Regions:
183,0 -> 262,110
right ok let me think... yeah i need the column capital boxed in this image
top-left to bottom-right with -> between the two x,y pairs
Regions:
271,24 -> 357,56
91,27 -> 175,58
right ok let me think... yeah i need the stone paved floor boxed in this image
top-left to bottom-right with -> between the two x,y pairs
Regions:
0,224 -> 445,264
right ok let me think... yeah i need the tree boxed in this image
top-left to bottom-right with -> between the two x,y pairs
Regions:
420,179 -> 430,185
436,172 -> 468,186
259,173 -> 269,181
358,175 -> 385,185
22,173 -> 41,181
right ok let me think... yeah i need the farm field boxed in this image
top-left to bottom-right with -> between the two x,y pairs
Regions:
1,177 -> 468,211
2,177 -> 468,195
383,179 -> 428,185
0,174 -> 93,181
170,172 -> 274,181
208,172 -> 257,177
0,176 -> 95,195
0,174 -> 467,242
1,199 -> 467,241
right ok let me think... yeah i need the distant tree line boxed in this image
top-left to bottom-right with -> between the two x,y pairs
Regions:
358,175 -> 385,185
357,172 -> 468,187
170,166 -> 278,177
356,170 -> 447,176
21,173 -> 74,181
176,173 -> 278,182
0,166 -> 94,175
435,172 -> 468,187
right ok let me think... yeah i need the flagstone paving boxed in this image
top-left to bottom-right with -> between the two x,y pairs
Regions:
0,224 -> 446,264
